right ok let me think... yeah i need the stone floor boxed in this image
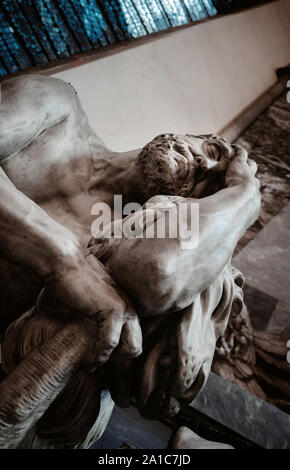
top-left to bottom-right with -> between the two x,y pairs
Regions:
235,90 -> 290,255
234,203 -> 290,333
93,372 -> 290,449
92,406 -> 171,449
233,90 -> 290,334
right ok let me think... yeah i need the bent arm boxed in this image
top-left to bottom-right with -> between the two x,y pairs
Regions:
197,150 -> 260,260
102,149 -> 260,314
168,150 -> 260,299
198,183 -> 260,259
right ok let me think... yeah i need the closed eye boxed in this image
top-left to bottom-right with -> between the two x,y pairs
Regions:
208,144 -> 221,161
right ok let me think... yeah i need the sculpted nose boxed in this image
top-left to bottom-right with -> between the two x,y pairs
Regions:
196,155 -> 219,169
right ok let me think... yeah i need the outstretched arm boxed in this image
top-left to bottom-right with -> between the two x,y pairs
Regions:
100,146 -> 260,315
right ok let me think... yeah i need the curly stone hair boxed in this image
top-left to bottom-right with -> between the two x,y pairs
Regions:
136,133 -> 201,200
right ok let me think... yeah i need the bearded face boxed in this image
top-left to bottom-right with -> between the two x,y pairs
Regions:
136,133 -> 234,200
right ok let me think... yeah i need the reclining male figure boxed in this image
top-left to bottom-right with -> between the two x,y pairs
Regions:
0,75 -> 260,446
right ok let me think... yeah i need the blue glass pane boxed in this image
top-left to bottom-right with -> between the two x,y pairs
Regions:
0,1 -> 270,76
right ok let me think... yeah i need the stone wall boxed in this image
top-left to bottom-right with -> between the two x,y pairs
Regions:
52,0 -> 290,151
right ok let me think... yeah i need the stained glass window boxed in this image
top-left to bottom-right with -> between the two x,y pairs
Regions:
0,1 -> 271,77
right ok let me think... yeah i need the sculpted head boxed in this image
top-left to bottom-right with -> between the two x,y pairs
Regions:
135,133 -> 234,200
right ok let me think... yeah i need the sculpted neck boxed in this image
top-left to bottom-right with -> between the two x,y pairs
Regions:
89,148 -> 147,205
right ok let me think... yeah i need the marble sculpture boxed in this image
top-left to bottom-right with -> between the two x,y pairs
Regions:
0,75 -> 261,448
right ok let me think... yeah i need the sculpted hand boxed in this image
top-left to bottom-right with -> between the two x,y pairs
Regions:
36,250 -> 142,365
0,248 -> 143,447
225,144 -> 260,190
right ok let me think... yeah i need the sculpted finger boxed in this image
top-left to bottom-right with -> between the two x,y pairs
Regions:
247,158 -> 257,175
232,144 -> 248,162
94,311 -> 124,365
118,315 -> 143,358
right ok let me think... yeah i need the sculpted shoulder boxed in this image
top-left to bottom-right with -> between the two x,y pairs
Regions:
0,75 -> 101,200
0,74 -> 84,163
